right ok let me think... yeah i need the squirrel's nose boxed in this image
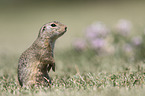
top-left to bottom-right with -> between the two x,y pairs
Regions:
65,27 -> 67,31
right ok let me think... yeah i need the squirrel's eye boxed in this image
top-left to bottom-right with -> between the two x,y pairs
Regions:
51,24 -> 57,27
42,26 -> 46,31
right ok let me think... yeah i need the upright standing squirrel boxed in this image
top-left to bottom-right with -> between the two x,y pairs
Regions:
18,21 -> 67,87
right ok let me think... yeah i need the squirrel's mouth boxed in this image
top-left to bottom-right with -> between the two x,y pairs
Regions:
59,27 -> 67,36
60,31 -> 66,36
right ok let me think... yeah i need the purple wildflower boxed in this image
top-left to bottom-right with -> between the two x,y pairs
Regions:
86,22 -> 110,40
90,38 -> 105,49
123,44 -> 133,53
132,36 -> 142,46
116,19 -> 132,36
73,39 -> 86,51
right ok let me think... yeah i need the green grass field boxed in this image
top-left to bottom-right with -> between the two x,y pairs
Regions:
0,1 -> 145,96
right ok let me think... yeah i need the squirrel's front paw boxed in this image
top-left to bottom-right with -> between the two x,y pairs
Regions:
47,63 -> 55,72
52,63 -> 55,72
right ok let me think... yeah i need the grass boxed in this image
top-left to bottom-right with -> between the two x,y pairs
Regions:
1,68 -> 145,96
0,50 -> 145,96
0,1 -> 145,96
0,68 -> 145,96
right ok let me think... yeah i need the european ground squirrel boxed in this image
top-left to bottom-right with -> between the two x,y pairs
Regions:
18,21 -> 67,87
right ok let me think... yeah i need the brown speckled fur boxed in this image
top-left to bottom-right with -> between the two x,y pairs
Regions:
18,21 -> 67,87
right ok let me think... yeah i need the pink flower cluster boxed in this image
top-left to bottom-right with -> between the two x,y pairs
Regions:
72,19 -> 144,59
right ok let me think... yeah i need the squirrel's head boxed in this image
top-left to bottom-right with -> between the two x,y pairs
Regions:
38,21 -> 67,40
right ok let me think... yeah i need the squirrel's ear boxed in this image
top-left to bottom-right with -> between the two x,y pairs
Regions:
40,25 -> 46,32
38,25 -> 46,37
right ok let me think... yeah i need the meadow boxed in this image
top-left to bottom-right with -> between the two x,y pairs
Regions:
0,1 -> 145,96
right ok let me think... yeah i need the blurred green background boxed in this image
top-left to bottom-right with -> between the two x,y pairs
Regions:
0,0 -> 145,75
0,0 -> 145,53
